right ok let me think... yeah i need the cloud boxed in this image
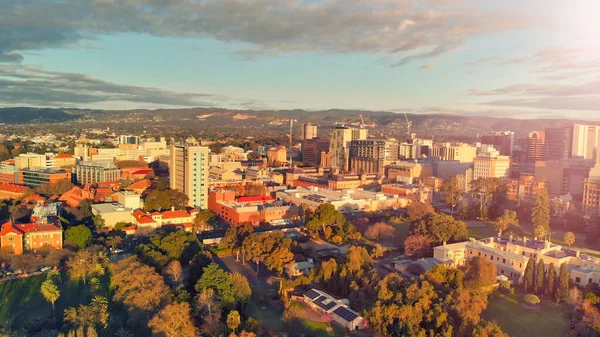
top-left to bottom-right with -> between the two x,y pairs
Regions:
420,63 -> 436,70
0,0 -> 526,65
0,52 -> 23,63
482,96 -> 600,111
465,57 -> 500,66
0,65 -> 220,107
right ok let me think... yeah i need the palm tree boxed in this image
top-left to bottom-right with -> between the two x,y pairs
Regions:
40,280 -> 60,317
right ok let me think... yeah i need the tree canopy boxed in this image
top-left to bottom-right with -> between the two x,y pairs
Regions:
409,212 -> 468,244
65,225 -> 92,249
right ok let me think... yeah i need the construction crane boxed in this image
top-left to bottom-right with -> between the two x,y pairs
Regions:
403,112 -> 412,136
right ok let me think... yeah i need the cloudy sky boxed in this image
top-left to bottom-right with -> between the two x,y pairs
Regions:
1,0 -> 599,120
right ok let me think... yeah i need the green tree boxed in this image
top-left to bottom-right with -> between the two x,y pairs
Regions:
195,263 -> 236,307
464,256 -> 497,289
221,223 -> 254,261
557,263 -> 569,303
469,178 -> 502,219
92,214 -> 105,231
227,310 -> 241,333
523,258 -> 535,293
67,249 -> 106,285
409,213 -> 468,244
40,279 -> 60,317
193,209 -> 216,234
545,262 -> 557,300
564,231 -> 575,247
305,203 -> 353,240
441,176 -> 462,215
78,199 -> 93,220
65,225 -> 92,249
531,187 -> 550,240
494,210 -> 519,236
229,272 -> 252,306
535,259 -> 545,295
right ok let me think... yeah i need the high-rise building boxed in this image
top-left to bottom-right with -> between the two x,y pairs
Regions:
583,136 -> 600,213
526,131 -> 545,162
544,125 -> 573,160
73,161 -> 120,185
399,138 -> 433,160
330,126 -> 368,171
267,146 -> 287,165
119,135 -> 140,145
14,153 -> 48,170
430,142 -> 477,163
480,131 -> 514,157
302,123 -> 318,140
302,138 -> 330,166
572,124 -> 600,160
349,139 -> 398,174
473,145 -> 511,180
170,145 -> 210,209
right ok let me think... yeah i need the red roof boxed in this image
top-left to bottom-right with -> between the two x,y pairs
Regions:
132,209 -> 157,224
0,184 -> 27,193
126,179 -> 152,190
0,222 -> 23,236
237,195 -> 275,203
161,210 -> 192,219
131,168 -> 154,175
55,153 -> 74,159
1,221 -> 62,234
23,194 -> 46,202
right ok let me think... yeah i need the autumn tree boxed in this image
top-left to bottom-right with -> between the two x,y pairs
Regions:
149,302 -> 198,337
523,258 -> 535,293
406,202 -> 435,221
409,213 -> 468,244
162,260 -> 183,287
227,310 -> 241,333
40,279 -> 60,317
531,187 -> 550,240
64,296 -> 109,330
494,210 -> 519,236
464,256 -> 497,289
557,263 -> 569,303
472,321 -> 509,337
404,234 -> 433,258
344,246 -> 372,275
364,222 -> 395,241
564,231 -> 575,247
441,176 -> 462,215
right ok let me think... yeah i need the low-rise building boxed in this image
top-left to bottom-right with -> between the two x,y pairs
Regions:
18,169 -> 71,188
381,184 -> 432,204
277,186 -> 404,212
131,207 -> 200,231
302,289 -> 367,331
506,176 -> 548,202
285,260 -> 315,277
209,190 -> 301,226
91,203 -> 133,228
0,219 -> 63,255
0,183 -> 28,199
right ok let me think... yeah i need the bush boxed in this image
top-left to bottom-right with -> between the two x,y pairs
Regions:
331,235 -> 342,244
524,294 -> 540,305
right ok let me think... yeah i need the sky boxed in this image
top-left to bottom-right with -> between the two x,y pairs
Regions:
1,0 -> 600,120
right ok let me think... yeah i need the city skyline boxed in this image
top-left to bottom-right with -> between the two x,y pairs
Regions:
1,1 -> 600,120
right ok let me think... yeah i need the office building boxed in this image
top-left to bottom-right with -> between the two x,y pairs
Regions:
480,131 -> 514,157
385,161 -> 433,184
301,138 -> 330,166
583,136 -> 600,213
302,123 -> 318,140
506,176 -> 547,202
431,142 -> 477,163
526,131 -> 545,162
473,145 -> 511,180
267,146 -> 287,165
73,161 -> 121,186
276,186 -> 403,212
208,190 -> 300,226
14,153 -> 48,170
330,126 -> 367,171
399,138 -> 433,160
544,125 -> 573,160
119,135 -> 140,145
572,124 -> 600,160
349,139 -> 398,174
19,169 -> 71,188
170,145 -> 210,209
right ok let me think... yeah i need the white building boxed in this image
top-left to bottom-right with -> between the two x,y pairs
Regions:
302,289 -> 367,331
276,186 -> 402,212
473,145 -> 511,180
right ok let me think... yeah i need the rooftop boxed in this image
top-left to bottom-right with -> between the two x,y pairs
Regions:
92,202 -> 132,214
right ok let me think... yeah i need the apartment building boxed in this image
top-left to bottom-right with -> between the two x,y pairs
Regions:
0,220 -> 63,255
330,126 -> 367,171
170,145 -> 210,209
349,139 -> 399,175
473,145 -> 511,180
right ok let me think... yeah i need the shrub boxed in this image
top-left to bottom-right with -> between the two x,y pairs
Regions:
524,294 -> 540,305
331,235 -> 342,244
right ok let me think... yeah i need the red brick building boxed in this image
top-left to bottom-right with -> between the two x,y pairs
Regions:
0,220 -> 63,255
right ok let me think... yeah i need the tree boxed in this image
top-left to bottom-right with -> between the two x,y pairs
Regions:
305,203 -> 354,241
557,263 -> 569,303
494,210 -> 519,236
229,272 -> 252,306
188,251 -> 213,288
92,215 -> 105,231
469,178 -> 502,219
545,262 -> 557,300
64,296 -> 109,329
67,249 -> 106,285
409,213 -> 468,244
242,234 -> 265,272
535,259 -> 545,295
406,202 -> 435,221
40,279 -> 60,317
523,258 -> 535,293
364,222 -> 395,241
344,246 -> 372,274
531,187 -> 550,240
78,199 -> 93,220
221,223 -> 254,262
195,288 -> 221,320
227,310 -> 241,333
106,236 -> 123,251
441,177 -> 462,216
144,189 -> 171,211
162,260 -> 183,287
65,225 -> 92,249
195,263 -> 236,307
148,302 -> 198,337
472,321 -> 509,337
465,256 -> 497,288
404,234 -> 433,258
193,209 -> 216,233
564,231 -> 575,247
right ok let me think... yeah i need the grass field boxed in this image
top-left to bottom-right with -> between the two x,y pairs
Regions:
290,302 -> 345,337
482,292 -> 570,337
0,273 -> 93,332
389,219 -> 411,249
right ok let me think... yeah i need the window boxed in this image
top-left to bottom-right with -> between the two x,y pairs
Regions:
576,277 -> 581,283
503,258 -> 506,264
490,256 -> 494,260
589,278 -> 593,284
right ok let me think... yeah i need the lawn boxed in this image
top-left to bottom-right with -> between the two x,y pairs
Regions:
482,292 -> 570,337
466,221 -> 497,239
0,273 -> 93,332
290,301 -> 345,337
389,219 -> 411,249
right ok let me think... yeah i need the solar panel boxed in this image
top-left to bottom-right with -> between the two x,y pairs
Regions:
313,295 -> 326,303
304,289 -> 320,300
333,307 -> 358,322
317,300 -> 337,311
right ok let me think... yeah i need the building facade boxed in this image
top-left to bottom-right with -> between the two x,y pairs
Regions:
74,162 -> 120,186
473,146 -> 511,180
480,131 -> 514,157
572,124 -> 599,160
329,126 -> 367,171
526,131 -> 545,162
170,145 -> 210,209
544,125 -> 573,160
301,138 -> 330,166
349,139 -> 398,174
302,123 -> 318,140
431,143 -> 478,163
